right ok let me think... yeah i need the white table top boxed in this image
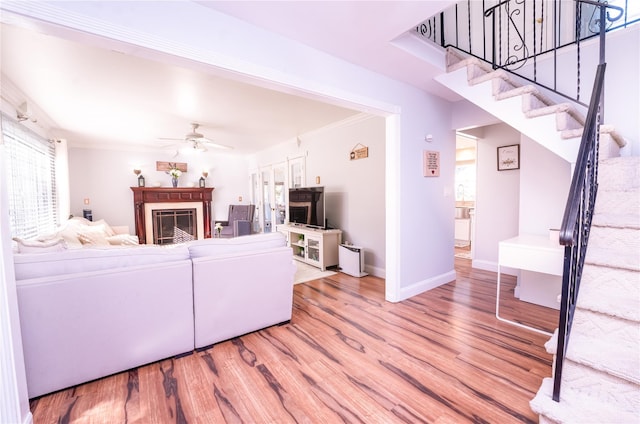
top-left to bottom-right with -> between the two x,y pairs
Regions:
499,234 -> 563,251
499,234 -> 564,275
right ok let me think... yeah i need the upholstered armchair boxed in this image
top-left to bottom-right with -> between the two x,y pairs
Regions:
217,205 -> 254,237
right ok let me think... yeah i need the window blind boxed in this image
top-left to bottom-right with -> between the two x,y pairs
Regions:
1,113 -> 58,240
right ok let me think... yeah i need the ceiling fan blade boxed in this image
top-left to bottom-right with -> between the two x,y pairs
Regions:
200,139 -> 234,150
158,123 -> 233,151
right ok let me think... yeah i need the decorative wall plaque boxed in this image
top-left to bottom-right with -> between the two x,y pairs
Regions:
156,161 -> 188,172
350,143 -> 369,160
423,150 -> 440,177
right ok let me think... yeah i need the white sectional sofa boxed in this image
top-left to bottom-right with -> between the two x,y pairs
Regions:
14,232 -> 295,398
188,233 -> 296,349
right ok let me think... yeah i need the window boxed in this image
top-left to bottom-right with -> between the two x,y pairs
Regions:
1,113 -> 58,240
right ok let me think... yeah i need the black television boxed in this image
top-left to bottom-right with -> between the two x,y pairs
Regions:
288,186 -> 325,229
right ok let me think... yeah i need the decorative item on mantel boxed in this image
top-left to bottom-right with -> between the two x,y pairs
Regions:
199,170 -> 208,188
157,161 -> 188,187
133,168 -> 145,187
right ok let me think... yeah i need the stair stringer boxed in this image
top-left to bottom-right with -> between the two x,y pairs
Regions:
435,64 -> 581,163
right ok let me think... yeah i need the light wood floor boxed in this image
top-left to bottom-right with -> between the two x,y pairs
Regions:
29,256 -> 558,423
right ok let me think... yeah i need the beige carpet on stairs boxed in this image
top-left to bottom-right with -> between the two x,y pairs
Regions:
294,260 -> 337,284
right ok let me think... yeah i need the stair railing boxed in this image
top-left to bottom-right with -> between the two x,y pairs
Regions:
554,62 -> 605,402
416,0 -> 628,107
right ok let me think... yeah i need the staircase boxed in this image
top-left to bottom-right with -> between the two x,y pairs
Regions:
530,155 -> 640,423
436,48 -> 640,422
436,48 -> 626,162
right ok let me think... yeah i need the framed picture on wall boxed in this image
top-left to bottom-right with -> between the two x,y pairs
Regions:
497,144 -> 520,171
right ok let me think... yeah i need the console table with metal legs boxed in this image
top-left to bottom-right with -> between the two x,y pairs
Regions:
496,234 -> 563,336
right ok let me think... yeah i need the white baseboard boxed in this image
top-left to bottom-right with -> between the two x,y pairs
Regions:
471,259 -> 498,272
397,269 -> 456,302
364,264 -> 385,279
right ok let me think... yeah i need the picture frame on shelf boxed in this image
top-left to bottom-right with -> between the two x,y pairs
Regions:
497,144 -> 520,171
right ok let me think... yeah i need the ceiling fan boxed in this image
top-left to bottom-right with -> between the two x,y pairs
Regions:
159,122 -> 233,151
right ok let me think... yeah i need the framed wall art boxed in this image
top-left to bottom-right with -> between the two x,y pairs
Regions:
497,144 -> 520,171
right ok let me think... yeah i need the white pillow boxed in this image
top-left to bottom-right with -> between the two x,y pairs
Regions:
76,226 -> 110,246
106,234 -> 139,246
13,237 -> 67,253
90,219 -> 116,237
55,225 -> 83,248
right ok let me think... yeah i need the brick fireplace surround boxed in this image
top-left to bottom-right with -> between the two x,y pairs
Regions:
130,187 -> 214,244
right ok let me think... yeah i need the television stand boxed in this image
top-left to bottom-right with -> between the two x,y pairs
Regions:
280,224 -> 342,271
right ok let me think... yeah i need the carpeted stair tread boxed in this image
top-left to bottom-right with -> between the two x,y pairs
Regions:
600,124 -> 627,148
592,212 -> 640,229
588,225 -> 640,252
567,316 -> 640,384
594,186 -> 640,217
524,102 -> 572,118
599,157 -> 640,190
530,377 -> 639,424
563,126 -> 627,148
543,328 -> 558,355
444,47 -> 469,69
467,68 -> 507,85
578,265 -> 640,322
561,358 -> 640,413
585,246 -> 640,272
523,104 -> 584,133
567,333 -> 640,384
560,127 -> 583,139
494,83 -> 538,100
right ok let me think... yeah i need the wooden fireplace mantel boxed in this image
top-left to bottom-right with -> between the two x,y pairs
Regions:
131,187 -> 214,244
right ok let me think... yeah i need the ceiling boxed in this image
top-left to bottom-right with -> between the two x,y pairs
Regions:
0,1 -> 457,155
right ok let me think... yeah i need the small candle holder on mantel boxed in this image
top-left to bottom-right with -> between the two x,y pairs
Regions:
133,168 -> 145,187
199,171 -> 208,188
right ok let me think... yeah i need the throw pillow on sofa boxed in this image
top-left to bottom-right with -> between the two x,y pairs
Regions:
76,225 -> 111,246
106,234 -> 139,245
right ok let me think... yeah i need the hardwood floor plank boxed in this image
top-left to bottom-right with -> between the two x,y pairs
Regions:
30,258 -> 557,423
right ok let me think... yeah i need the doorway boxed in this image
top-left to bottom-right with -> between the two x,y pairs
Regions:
454,133 -> 477,259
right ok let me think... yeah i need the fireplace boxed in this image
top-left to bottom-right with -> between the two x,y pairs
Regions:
148,204 -> 201,245
131,187 -> 214,244
152,208 -> 197,245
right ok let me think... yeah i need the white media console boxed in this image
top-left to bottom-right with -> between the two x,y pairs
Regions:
279,224 -> 342,271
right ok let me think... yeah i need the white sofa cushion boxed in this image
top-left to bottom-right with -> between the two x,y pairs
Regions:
187,232 -> 286,258
14,244 -> 190,280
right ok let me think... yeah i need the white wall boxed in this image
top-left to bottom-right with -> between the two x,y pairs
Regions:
250,115 -> 386,276
603,26 -> 640,155
472,126 -> 571,272
451,99 -> 501,130
519,135 -> 571,236
68,147 -> 250,233
473,124 -> 521,271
